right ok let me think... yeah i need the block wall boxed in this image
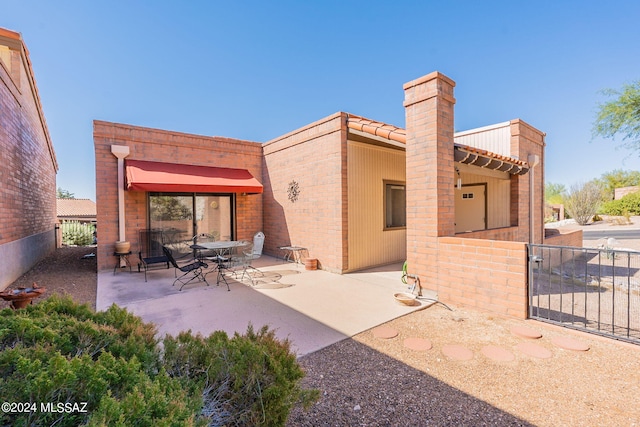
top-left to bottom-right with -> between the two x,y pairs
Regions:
437,237 -> 529,318
0,30 -> 57,289
403,71 -> 545,319
262,113 -> 347,272
93,121 -> 263,271
404,72 -> 457,290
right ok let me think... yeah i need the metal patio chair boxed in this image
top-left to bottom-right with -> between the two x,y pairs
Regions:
162,246 -> 209,291
137,229 -> 170,282
239,232 -> 265,284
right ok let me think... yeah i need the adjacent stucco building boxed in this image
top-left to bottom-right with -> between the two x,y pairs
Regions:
0,28 -> 58,290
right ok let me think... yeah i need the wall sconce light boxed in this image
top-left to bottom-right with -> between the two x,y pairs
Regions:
455,167 -> 462,190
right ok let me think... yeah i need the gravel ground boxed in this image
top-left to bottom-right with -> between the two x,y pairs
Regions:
288,306 -> 640,427
3,246 -> 640,426
1,246 -> 97,310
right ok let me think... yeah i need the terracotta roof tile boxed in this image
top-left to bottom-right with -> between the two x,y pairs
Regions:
346,113 -> 529,174
57,198 -> 96,218
346,114 -> 406,144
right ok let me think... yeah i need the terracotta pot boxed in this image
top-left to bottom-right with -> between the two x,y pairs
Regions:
303,258 -> 318,270
115,241 -> 130,253
10,298 -> 33,309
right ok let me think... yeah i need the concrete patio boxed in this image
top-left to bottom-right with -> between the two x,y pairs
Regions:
97,256 -> 434,356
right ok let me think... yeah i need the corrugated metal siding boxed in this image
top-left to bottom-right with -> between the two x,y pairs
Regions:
458,165 -> 511,229
454,122 -> 512,158
348,141 -> 406,271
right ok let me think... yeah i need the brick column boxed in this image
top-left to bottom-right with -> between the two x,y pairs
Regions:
403,71 -> 456,286
510,119 -> 546,243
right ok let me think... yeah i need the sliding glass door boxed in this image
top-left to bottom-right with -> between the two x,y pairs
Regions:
149,193 -> 234,254
194,195 -> 233,241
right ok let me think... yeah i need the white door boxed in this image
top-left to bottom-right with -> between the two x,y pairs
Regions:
455,184 -> 486,233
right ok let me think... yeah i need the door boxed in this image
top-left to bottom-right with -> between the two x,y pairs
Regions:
148,193 -> 234,256
455,184 -> 486,233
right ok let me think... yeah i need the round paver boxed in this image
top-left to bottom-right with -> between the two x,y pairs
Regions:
403,337 -> 433,351
481,345 -> 515,362
551,336 -> 590,352
372,326 -> 398,339
511,325 -> 543,339
441,344 -> 474,361
517,342 -> 553,359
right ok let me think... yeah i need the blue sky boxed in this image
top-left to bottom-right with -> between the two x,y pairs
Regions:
3,1 -> 640,201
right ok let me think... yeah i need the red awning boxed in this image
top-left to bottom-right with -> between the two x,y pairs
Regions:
125,160 -> 263,194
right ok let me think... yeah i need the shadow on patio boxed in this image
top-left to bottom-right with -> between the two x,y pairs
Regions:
97,256 -> 431,356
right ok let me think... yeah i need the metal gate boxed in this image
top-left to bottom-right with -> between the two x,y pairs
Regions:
528,244 -> 640,345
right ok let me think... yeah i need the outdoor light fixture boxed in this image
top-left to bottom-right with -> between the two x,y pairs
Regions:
455,167 -> 462,190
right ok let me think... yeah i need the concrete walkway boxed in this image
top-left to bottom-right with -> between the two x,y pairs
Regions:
97,256 -> 432,356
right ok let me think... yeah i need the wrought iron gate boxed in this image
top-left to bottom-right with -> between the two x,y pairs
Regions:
528,244 -> 640,345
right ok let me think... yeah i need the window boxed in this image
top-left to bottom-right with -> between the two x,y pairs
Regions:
384,182 -> 406,229
149,193 -> 234,256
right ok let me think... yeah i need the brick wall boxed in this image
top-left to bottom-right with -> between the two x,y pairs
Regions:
404,72 -> 457,292
262,113 -> 347,272
403,72 -> 545,319
438,237 -> 528,318
0,29 -> 58,289
544,228 -> 583,248
93,121 -> 263,271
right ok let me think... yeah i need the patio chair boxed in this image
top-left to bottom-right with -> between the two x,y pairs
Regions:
242,232 -> 265,282
162,246 -> 209,291
138,229 -> 170,282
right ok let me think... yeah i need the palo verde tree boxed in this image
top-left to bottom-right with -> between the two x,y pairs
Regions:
593,80 -> 640,151
593,169 -> 640,200
564,181 -> 604,225
545,182 -> 567,205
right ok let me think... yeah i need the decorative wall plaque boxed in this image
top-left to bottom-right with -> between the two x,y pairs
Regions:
287,180 -> 300,203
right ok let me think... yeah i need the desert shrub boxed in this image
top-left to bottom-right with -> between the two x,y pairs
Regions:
0,296 -> 201,427
61,221 -> 95,246
564,182 -> 603,225
0,296 -> 316,427
600,191 -> 640,216
163,325 -> 320,427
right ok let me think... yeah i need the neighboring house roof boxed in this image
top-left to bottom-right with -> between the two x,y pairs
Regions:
0,27 -> 58,172
57,198 -> 97,219
346,113 -> 529,175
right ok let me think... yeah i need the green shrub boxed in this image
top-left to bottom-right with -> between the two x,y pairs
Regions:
61,221 -> 95,246
163,325 -> 320,427
0,296 -> 317,427
600,191 -> 640,216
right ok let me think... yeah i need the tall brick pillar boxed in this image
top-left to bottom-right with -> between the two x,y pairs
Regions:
510,119 -> 546,243
403,71 -> 456,285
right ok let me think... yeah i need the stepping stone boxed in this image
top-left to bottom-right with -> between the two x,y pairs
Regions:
517,342 -> 552,359
372,326 -> 398,339
403,337 -> 432,351
551,336 -> 590,352
481,345 -> 515,362
511,325 -> 543,339
441,344 -> 474,361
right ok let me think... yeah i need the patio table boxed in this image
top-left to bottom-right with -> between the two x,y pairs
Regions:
190,241 -> 249,289
278,245 -> 307,265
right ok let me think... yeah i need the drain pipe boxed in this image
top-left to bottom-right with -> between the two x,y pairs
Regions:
528,154 -> 540,244
111,145 -> 130,263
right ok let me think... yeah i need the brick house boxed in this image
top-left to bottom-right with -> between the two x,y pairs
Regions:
94,71 -> 548,318
0,28 -> 58,290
